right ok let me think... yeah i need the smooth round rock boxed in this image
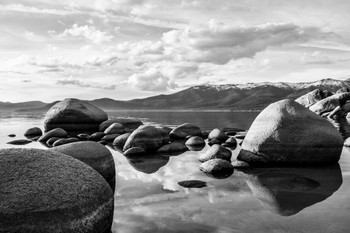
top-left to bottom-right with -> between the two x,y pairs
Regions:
200,159 -> 234,179
199,144 -> 232,162
178,180 -> 207,188
46,137 -> 61,147
38,128 -> 67,142
185,136 -> 205,147
123,147 -> 146,157
295,89 -> 328,108
169,123 -> 202,139
101,133 -> 120,142
24,127 -> 42,138
8,134 -> 16,137
77,133 -> 90,140
208,139 -> 221,146
104,123 -> 126,135
99,118 -> 143,132
113,133 -> 131,150
88,132 -> 106,141
309,92 -> 350,115
0,148 -> 114,233
223,137 -> 237,149
51,141 -> 115,191
44,98 -> 108,131
208,128 -> 229,142
238,99 -> 344,166
52,137 -> 79,147
123,125 -> 167,152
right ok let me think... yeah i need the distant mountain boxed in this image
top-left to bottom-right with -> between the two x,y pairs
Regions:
0,101 -> 47,111
3,78 -> 350,112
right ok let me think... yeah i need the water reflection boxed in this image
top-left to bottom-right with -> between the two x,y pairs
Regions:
127,154 -> 169,174
238,165 -> 343,216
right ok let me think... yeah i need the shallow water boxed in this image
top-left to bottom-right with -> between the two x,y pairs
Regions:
1,110 -> 350,233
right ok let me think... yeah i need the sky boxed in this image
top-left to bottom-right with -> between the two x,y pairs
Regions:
1,0 -> 350,102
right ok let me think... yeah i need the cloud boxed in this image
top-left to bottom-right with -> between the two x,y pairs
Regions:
128,69 -> 178,91
56,78 -> 116,90
0,3 -> 71,15
54,24 -> 113,44
300,51 -> 350,65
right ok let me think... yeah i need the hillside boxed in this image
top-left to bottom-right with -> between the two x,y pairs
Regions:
3,78 -> 350,112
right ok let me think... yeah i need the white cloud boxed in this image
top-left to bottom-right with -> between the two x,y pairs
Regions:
0,4 -> 71,15
56,78 -> 116,90
128,68 -> 178,91
55,24 -> 114,44
300,51 -> 350,65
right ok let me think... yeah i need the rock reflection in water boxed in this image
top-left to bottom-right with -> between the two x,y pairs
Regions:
238,164 -> 342,216
127,154 -> 169,174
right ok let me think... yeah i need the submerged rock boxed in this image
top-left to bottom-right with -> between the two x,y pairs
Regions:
123,125 -> 167,152
6,139 -> 32,145
44,98 -> 108,131
157,142 -> 188,155
24,127 -> 42,138
127,154 -> 169,174
199,144 -> 232,162
0,148 -> 114,233
38,128 -> 67,142
200,159 -> 234,179
51,141 -> 115,191
238,99 -> 343,166
178,180 -> 207,188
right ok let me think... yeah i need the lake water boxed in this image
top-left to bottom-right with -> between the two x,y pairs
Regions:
1,110 -> 350,233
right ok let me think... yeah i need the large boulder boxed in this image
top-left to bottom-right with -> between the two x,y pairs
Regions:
309,92 -> 350,115
51,141 -> 115,191
238,99 -> 343,166
44,98 -> 108,132
295,89 -> 329,108
0,148 -> 114,233
123,125 -> 167,152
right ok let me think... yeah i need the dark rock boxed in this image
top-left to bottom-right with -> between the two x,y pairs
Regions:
185,136 -> 205,147
309,92 -> 350,115
156,127 -> 171,145
344,137 -> 350,147
98,140 -> 108,145
235,135 -> 246,140
24,127 -> 42,138
123,147 -> 146,157
44,98 -> 108,131
127,154 -> 169,174
52,137 -> 79,147
201,131 -> 209,139
30,136 -> 41,141
238,99 -> 343,166
232,160 -> 250,169
0,148 -> 114,233
208,128 -> 229,142
104,123 -> 126,135
99,118 -> 143,132
123,125 -> 167,152
6,139 -> 32,145
113,133 -> 131,150
38,128 -> 67,142
199,144 -> 232,162
46,137 -> 61,147
200,159 -> 234,179
101,133 -> 120,142
51,141 -> 115,191
77,133 -> 90,140
88,132 -> 106,141
222,137 -> 237,149
8,134 -> 16,137
178,180 -> 207,188
208,139 -> 222,146
169,123 -> 202,139
157,142 -> 188,155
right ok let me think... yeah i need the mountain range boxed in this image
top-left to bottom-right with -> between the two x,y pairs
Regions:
1,78 -> 350,112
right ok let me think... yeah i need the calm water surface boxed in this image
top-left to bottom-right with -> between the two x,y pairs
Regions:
1,110 -> 350,233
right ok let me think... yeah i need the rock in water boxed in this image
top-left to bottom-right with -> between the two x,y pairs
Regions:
170,123 -> 202,139
6,139 -> 32,145
157,142 -> 188,154
113,133 -> 131,150
199,144 -> 232,162
123,147 -> 146,157
24,127 -> 42,138
38,128 -> 67,142
99,118 -> 143,132
44,98 -> 108,132
52,137 -> 79,147
238,99 -> 343,166
88,132 -> 106,141
51,141 -> 116,191
295,89 -> 328,108
309,92 -> 350,115
208,128 -> 229,142
200,159 -> 234,179
0,148 -> 114,233
123,125 -> 167,152
185,136 -> 205,147
178,180 -> 207,188
104,123 -> 126,134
